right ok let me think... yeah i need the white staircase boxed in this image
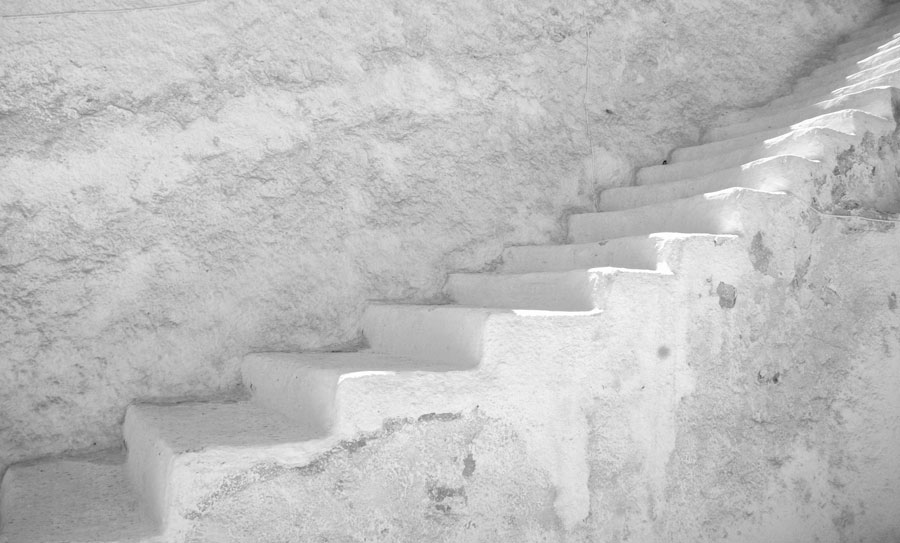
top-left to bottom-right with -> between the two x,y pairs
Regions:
4,4 -> 900,542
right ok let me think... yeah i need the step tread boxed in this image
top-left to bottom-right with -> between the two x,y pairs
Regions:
650,109 -> 889,186
670,126 -> 785,163
0,454 -> 155,543
501,235 -> 661,272
667,108 -> 876,180
569,187 -> 793,242
716,46 -> 900,128
449,266 -> 669,279
603,155 -> 816,212
243,351 -> 461,373
502,234 -> 738,261
739,65 -> 900,120
703,85 -> 898,144
445,267 -> 672,310
129,400 -> 319,452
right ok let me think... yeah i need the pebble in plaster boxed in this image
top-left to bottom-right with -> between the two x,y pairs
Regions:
716,281 -> 737,308
748,231 -> 774,274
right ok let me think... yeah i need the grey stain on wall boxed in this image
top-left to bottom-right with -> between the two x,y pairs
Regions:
716,282 -> 737,309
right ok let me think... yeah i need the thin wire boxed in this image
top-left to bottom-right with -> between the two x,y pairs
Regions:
1,0 -> 208,19
582,21 -> 595,191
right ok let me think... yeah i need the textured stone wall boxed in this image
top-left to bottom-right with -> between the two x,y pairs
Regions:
0,0 -> 885,469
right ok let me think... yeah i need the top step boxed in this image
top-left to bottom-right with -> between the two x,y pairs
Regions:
701,85 -> 899,144
124,400 -> 326,533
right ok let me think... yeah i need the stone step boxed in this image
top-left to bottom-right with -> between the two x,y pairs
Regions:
716,44 -> 900,128
0,453 -> 155,543
444,267 -> 672,311
752,62 -> 900,122
847,54 -> 900,83
241,351 -> 478,436
837,7 -> 900,46
670,127 -> 786,164
123,400 -> 327,537
240,351 -> 465,430
500,235 -> 660,272
795,42 -> 900,94
604,155 -> 822,212
361,301 -> 678,373
794,47 -> 899,93
774,43 -> 900,97
720,65 -> 900,130
835,66 -> 900,96
498,233 -> 739,274
835,27 -> 899,58
645,109 -> 894,185
702,85 -> 899,144
568,187 -> 800,242
834,8 -> 900,57
669,107 -> 878,165
332,370 -> 484,434
848,38 -> 900,70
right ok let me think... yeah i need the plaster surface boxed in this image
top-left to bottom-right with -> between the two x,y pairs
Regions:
0,0 -> 887,479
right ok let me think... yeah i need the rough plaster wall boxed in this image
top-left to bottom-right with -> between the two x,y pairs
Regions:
0,0 -> 885,469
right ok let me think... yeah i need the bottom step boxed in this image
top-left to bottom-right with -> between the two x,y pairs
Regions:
0,453 -> 155,543
124,400 -> 330,536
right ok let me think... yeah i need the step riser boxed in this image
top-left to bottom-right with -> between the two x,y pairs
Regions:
445,270 -> 598,311
445,269 -> 676,312
124,409 -> 174,529
334,371 -> 483,435
500,237 -> 659,273
241,358 -> 339,433
363,300 -> 683,375
363,305 -> 487,368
